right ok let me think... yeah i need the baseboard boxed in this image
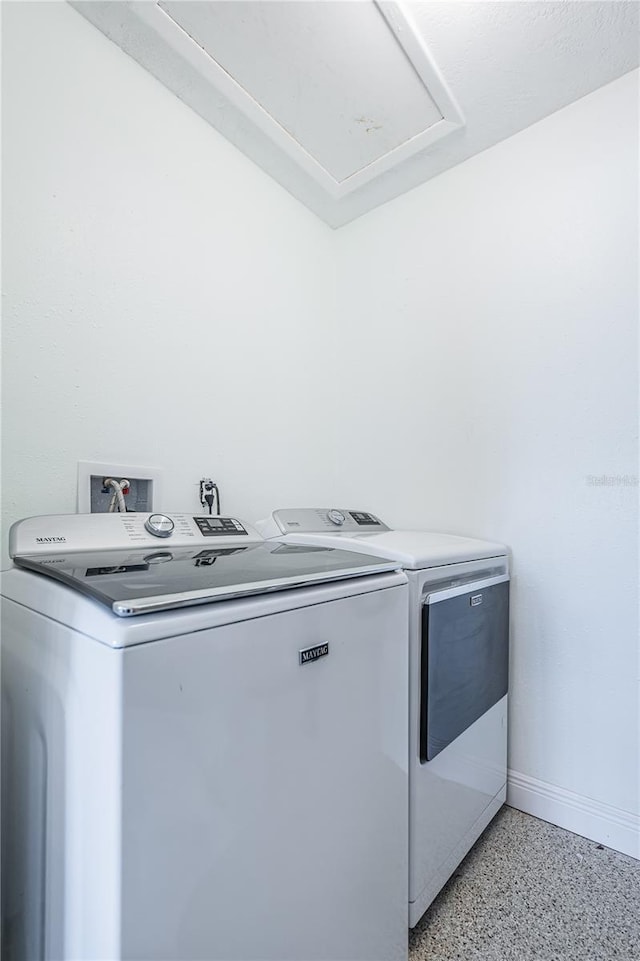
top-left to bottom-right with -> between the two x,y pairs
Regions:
507,769 -> 639,860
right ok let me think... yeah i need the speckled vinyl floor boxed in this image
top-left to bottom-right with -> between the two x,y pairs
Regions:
409,806 -> 640,961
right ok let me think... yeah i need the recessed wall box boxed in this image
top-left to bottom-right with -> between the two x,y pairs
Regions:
77,461 -> 163,514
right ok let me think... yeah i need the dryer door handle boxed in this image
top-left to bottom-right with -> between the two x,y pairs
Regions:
424,573 -> 509,607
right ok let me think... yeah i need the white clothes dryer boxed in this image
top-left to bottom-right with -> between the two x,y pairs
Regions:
257,508 -> 510,927
1,512 -> 409,961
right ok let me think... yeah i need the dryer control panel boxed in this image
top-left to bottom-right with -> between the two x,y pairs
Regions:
9,513 -> 261,557
257,508 -> 391,538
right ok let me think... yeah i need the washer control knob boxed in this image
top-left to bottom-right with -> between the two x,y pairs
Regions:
327,509 -> 346,526
144,514 -> 175,538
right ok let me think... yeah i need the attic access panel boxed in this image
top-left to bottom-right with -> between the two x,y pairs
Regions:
131,0 -> 464,199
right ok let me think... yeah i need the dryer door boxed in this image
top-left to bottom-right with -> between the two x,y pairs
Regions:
420,575 -> 509,762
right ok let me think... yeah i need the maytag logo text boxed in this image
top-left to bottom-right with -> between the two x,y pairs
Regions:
299,643 -> 329,665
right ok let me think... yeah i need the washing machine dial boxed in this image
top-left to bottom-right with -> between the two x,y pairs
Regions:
144,514 -> 175,538
327,509 -> 346,526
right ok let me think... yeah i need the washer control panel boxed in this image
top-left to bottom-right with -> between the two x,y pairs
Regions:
9,513 -> 258,557
193,516 -> 248,537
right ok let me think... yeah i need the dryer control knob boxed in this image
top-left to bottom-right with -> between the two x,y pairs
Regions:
144,514 -> 175,538
327,509 -> 346,526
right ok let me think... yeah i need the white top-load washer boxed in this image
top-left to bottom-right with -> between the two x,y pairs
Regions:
1,512 -> 409,961
257,508 -> 510,927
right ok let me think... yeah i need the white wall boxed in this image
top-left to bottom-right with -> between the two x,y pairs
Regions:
333,71 -> 639,855
2,4 -> 638,854
1,0 -> 335,559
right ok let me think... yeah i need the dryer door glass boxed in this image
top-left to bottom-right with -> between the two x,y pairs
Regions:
420,576 -> 509,762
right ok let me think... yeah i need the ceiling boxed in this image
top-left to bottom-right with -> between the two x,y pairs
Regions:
72,1 -> 639,228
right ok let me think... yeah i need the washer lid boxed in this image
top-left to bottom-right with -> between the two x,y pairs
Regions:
13,541 -> 399,616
